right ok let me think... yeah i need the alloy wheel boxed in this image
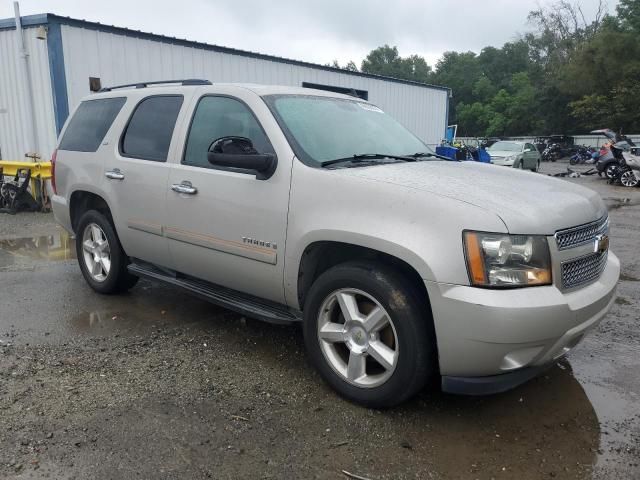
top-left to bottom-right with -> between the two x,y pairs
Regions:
620,170 -> 640,187
317,288 -> 399,388
82,222 -> 111,282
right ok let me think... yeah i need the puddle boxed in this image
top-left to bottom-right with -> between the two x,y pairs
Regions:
604,197 -> 640,210
619,272 -> 640,282
0,232 -> 76,265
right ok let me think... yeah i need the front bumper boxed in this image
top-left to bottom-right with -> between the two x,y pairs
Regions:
425,252 -> 620,394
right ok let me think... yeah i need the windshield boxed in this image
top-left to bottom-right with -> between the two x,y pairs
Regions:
488,141 -> 522,152
264,95 -> 432,165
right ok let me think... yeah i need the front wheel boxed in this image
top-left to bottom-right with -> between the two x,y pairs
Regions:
620,170 -> 640,187
76,210 -> 139,294
303,261 -> 437,408
531,160 -> 540,172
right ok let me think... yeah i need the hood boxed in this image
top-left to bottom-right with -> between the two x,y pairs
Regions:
340,161 -> 606,235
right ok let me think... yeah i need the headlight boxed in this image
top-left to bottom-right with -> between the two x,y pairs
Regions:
505,155 -> 517,163
463,231 -> 552,287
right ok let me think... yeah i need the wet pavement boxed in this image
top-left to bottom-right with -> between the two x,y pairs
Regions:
0,161 -> 639,479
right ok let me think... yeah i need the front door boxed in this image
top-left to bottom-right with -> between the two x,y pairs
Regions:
165,93 -> 292,303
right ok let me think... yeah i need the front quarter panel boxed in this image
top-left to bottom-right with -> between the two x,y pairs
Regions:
284,161 -> 507,308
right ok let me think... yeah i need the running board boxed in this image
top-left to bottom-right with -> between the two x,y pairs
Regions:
127,262 -> 301,325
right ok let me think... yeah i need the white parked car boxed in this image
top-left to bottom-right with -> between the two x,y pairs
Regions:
51,80 -> 619,407
488,141 -> 541,171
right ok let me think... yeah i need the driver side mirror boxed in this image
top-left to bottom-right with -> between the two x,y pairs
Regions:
207,136 -> 277,180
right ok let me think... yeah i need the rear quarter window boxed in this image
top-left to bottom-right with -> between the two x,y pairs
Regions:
58,97 -> 126,152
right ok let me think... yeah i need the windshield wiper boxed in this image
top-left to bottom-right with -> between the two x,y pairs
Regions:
320,153 -> 416,168
410,151 -> 457,161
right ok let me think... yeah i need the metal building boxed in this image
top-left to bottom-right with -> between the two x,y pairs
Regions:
0,13 -> 450,161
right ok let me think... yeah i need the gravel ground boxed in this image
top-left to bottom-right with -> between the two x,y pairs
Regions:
0,159 -> 638,479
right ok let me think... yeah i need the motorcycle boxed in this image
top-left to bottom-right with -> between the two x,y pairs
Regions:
569,146 -> 597,165
541,143 -> 561,162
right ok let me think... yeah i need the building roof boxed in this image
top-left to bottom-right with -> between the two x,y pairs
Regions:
0,13 -> 450,93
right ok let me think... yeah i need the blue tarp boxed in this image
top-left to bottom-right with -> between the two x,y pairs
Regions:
476,148 -> 491,163
435,146 -> 458,160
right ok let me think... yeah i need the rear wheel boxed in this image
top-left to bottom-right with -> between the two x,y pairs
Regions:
605,163 -> 618,179
76,210 -> 139,294
303,261 -> 437,408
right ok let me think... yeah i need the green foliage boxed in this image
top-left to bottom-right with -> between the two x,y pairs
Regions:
357,1 -> 640,136
361,45 -> 432,83
617,0 -> 640,33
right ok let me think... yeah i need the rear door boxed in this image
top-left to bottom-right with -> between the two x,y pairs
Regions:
102,93 -> 191,268
165,90 -> 293,303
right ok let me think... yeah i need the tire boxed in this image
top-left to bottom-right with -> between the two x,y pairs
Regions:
620,170 -> 640,187
531,160 -> 540,173
75,209 -> 139,294
303,261 -> 437,408
605,163 -> 618,179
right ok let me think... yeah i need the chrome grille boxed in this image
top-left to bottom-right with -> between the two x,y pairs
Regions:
555,216 -> 609,250
561,251 -> 608,289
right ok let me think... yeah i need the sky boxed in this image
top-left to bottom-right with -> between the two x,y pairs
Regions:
1,0 -> 617,68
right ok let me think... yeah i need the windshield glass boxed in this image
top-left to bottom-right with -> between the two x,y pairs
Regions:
264,95 -> 432,165
488,141 -> 522,152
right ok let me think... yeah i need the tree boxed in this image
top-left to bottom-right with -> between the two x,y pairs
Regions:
617,0 -> 640,33
355,0 -> 640,136
327,59 -> 359,71
361,45 -> 431,83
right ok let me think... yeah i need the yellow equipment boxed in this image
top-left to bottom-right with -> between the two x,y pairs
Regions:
0,159 -> 52,211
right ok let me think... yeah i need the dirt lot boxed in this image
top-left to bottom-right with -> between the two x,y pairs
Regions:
0,160 -> 639,479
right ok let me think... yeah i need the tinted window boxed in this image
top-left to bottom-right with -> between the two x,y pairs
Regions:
59,97 -> 126,152
184,96 -> 273,168
121,96 -> 183,161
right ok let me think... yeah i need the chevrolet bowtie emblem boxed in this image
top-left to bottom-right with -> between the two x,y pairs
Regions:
594,234 -> 609,253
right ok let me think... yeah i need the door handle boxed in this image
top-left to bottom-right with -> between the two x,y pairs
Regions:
171,181 -> 198,195
105,169 -> 125,180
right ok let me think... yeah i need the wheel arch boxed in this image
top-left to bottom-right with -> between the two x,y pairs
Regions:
69,189 -> 115,234
293,239 -> 433,318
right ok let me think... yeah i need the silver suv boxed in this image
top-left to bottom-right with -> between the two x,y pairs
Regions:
51,80 -> 620,407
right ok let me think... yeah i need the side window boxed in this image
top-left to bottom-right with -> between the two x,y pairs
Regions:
58,97 -> 126,152
121,95 -> 183,162
183,96 -> 273,168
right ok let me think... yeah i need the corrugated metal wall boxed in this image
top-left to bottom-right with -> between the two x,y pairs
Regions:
60,25 -> 448,146
0,26 -> 57,160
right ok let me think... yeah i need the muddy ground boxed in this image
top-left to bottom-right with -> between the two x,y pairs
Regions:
0,160 -> 638,479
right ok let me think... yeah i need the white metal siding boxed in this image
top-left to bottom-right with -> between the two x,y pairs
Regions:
0,27 -> 56,160
60,25 -> 447,146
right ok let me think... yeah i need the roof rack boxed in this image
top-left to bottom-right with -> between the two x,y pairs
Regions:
99,79 -> 211,92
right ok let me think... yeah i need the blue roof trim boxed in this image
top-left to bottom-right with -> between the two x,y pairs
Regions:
0,13 -> 450,93
46,18 -> 69,134
0,13 -> 48,30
